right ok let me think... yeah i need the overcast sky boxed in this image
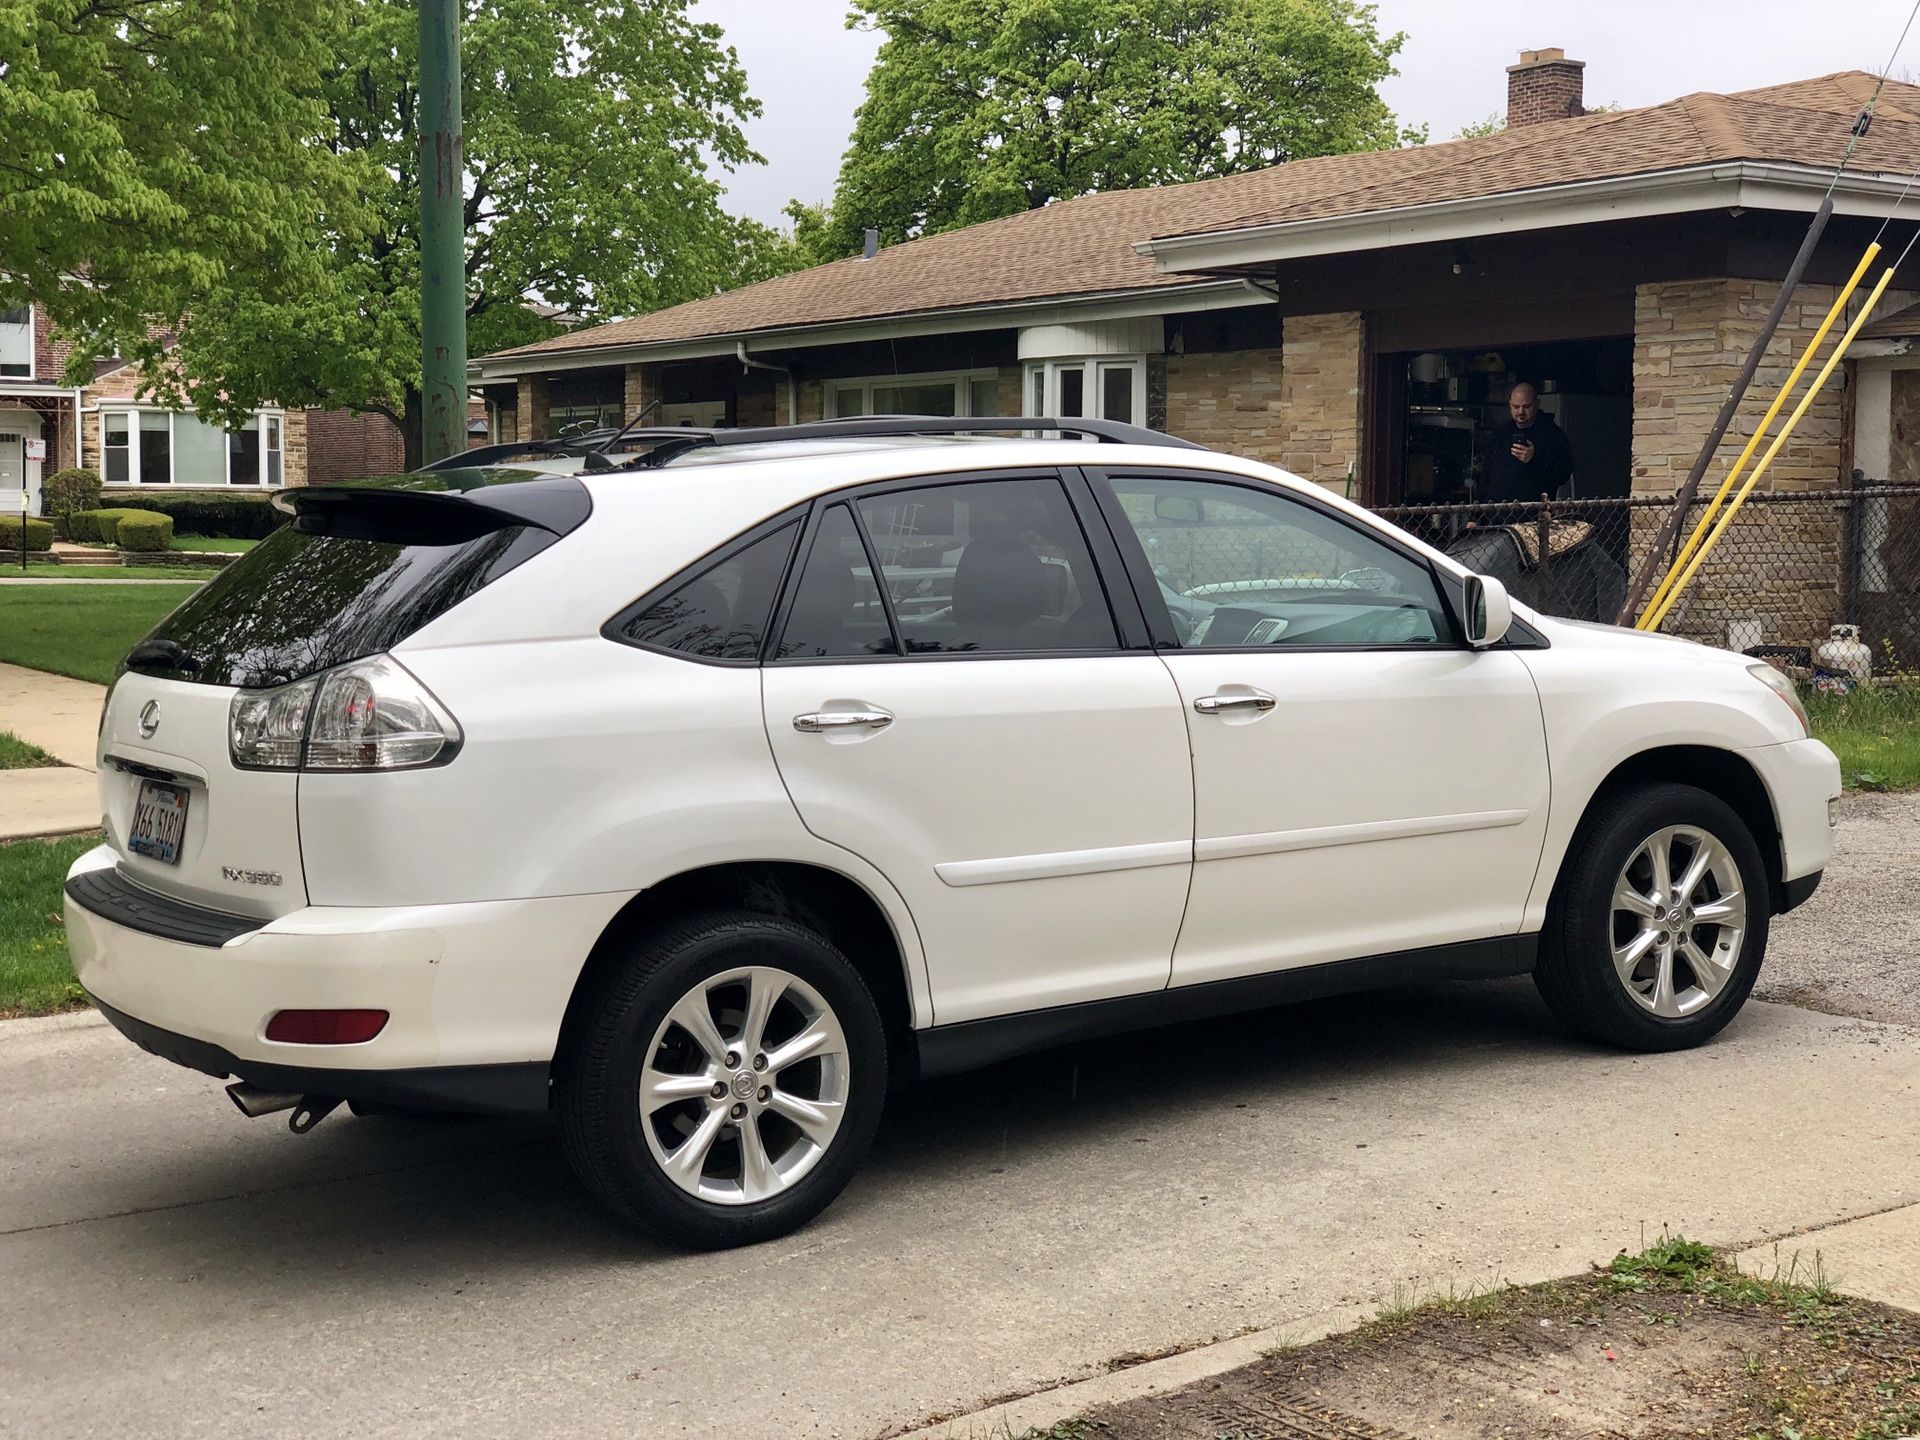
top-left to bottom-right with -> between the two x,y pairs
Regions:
691,0 -> 1913,227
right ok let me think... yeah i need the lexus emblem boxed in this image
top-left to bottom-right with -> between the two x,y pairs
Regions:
137,700 -> 160,739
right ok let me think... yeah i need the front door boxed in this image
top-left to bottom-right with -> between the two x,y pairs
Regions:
760,473 -> 1194,1026
0,430 -> 26,519
1095,469 -> 1551,987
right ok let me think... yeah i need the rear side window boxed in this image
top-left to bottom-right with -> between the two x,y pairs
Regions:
133,511 -> 557,688
614,521 -> 799,660
775,505 -> 893,659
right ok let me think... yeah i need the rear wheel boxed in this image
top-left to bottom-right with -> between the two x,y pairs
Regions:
1535,783 -> 1769,1051
559,911 -> 887,1249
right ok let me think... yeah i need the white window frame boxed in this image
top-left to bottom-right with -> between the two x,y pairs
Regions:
0,305 -> 33,381
823,369 -> 1001,419
96,406 -> 285,487
1023,357 -> 1147,426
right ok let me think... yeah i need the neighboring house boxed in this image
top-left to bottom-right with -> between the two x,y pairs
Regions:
0,300 -> 423,515
471,51 -> 1920,647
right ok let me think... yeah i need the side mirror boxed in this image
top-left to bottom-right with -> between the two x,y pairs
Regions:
1153,494 -> 1203,525
1463,574 -> 1512,648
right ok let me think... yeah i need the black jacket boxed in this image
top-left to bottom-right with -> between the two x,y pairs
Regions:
1482,413 -> 1574,504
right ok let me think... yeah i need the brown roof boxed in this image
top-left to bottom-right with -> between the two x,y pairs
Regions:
489,71 -> 1920,364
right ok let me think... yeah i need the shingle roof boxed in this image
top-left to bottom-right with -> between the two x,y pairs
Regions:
488,71 -> 1920,363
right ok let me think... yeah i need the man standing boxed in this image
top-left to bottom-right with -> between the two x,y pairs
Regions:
1481,382 -> 1574,504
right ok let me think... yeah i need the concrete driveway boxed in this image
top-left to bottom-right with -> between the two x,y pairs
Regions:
5,981 -> 1919,1439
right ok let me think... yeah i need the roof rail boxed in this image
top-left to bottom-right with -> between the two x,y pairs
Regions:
414,434 -> 613,472
613,415 -> 1206,470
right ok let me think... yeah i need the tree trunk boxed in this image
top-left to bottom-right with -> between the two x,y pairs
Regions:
401,387 -> 425,472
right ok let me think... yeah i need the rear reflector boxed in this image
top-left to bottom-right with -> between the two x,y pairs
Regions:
264,1009 -> 389,1045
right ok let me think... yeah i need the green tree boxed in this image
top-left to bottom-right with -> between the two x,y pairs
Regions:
165,0 -> 765,468
818,0 -> 1419,255
0,0 -> 354,359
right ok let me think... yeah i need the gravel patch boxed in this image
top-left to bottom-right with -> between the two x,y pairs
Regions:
1759,790 -> 1920,1027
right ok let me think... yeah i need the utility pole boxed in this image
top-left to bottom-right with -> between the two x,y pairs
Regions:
418,0 -> 467,466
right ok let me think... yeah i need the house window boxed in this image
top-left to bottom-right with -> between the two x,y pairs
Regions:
1024,358 -> 1146,425
104,413 -> 130,484
0,307 -> 30,379
103,408 -> 284,486
826,370 -> 1000,419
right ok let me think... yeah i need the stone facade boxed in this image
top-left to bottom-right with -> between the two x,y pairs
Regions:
1627,280 -> 1918,647
1164,315 -> 1359,494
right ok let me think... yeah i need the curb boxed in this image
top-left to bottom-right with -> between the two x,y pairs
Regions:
891,1300 -> 1381,1440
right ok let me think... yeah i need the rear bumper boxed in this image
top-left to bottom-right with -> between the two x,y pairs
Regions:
90,996 -> 550,1113
63,844 -> 631,1100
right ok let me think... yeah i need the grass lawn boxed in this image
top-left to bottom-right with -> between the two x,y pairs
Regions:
1808,682 -> 1920,791
0,583 -> 201,685
0,731 -> 59,768
166,536 -> 257,553
0,834 -> 99,1016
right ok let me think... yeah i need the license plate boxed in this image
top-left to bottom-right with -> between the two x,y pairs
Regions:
128,780 -> 190,865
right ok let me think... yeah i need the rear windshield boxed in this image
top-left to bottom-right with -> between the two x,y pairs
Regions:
130,504 -> 559,689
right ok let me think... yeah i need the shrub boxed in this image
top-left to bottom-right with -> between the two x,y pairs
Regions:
0,516 -> 54,552
107,491 -> 285,539
69,507 -> 159,544
42,468 -> 103,524
114,513 -> 175,552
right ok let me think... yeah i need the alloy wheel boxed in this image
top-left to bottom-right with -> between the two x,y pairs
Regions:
639,965 -> 850,1205
1609,825 -> 1748,1018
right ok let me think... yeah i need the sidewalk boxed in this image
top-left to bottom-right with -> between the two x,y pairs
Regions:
0,661 -> 106,840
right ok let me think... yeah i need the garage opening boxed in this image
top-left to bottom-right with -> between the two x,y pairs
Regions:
1381,336 -> 1633,507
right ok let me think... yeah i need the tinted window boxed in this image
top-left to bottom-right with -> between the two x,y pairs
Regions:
855,477 -> 1116,653
1108,476 -> 1452,648
132,521 -> 555,687
775,505 -> 893,659
617,521 -> 798,660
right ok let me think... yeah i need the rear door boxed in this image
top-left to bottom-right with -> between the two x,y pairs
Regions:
759,470 -> 1194,1025
1091,468 -> 1551,987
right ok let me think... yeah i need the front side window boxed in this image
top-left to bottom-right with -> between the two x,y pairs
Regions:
854,477 -> 1117,654
615,521 -> 799,661
1106,475 -> 1452,648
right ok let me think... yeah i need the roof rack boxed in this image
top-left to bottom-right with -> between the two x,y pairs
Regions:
610,416 -> 1206,471
414,433 -> 619,472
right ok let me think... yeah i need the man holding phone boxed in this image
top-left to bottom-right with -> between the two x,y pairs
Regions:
1482,381 -> 1574,504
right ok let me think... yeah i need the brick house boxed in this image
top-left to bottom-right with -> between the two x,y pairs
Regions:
470,54 -> 1920,644
0,300 -> 418,517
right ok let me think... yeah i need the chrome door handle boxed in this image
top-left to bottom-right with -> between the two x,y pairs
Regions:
793,709 -> 894,733
1193,690 -> 1276,715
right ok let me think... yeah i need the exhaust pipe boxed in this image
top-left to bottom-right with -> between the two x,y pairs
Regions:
227,1082 -> 301,1118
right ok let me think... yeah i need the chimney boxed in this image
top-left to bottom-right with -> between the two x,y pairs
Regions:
1506,48 -> 1584,127
862,228 -> 879,260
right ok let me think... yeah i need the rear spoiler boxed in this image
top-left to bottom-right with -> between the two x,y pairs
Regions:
272,475 -> 591,543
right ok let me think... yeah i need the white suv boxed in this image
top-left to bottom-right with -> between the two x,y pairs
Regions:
66,418 -> 1840,1248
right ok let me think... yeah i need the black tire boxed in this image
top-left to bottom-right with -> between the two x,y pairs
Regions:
1535,782 -> 1770,1052
558,910 -> 887,1249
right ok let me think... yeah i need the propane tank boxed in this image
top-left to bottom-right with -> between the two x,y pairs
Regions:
1816,623 -> 1872,682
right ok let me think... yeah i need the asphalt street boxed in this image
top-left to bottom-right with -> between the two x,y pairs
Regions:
5,980 -> 1919,1439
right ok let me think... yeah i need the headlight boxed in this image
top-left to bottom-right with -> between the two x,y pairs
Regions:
1747,662 -> 1809,737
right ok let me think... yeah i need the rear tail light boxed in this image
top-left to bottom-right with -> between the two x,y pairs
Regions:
230,655 -> 460,772
265,1009 -> 390,1045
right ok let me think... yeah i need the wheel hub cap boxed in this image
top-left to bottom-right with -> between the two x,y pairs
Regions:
638,964 -> 851,1206
1609,824 -> 1748,1019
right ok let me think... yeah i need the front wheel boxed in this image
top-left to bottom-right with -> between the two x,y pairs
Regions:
559,911 -> 887,1249
1535,783 -> 1769,1052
